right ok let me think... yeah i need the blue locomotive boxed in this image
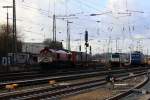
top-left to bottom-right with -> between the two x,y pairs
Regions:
130,51 -> 145,66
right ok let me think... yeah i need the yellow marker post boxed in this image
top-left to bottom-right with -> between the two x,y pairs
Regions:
49,80 -> 56,86
12,84 -> 18,89
5,84 -> 18,91
5,84 -> 13,91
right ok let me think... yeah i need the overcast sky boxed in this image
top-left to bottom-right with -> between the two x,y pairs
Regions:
0,0 -> 150,54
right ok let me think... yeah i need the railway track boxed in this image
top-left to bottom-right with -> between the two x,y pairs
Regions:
0,66 -> 148,89
0,66 -> 147,82
119,75 -> 150,100
0,66 -> 108,82
107,76 -> 149,100
0,70 -> 146,100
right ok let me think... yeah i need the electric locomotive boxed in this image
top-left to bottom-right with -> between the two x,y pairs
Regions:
130,51 -> 145,66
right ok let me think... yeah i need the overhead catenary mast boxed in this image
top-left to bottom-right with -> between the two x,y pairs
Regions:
53,14 -> 56,42
52,0 -> 56,43
12,0 -> 17,64
51,0 -> 73,50
66,20 -> 73,50
13,0 -> 17,53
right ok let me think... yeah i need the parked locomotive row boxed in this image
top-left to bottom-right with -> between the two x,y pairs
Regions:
110,51 -> 146,67
1,46 -> 150,72
38,47 -> 149,70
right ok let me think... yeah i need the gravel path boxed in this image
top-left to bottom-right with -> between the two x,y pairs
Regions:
121,75 -> 150,100
61,75 -> 145,100
138,94 -> 150,100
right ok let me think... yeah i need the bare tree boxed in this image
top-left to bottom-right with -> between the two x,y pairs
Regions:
0,24 -> 22,56
43,39 -> 63,49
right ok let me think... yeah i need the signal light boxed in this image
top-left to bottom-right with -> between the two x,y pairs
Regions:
85,43 -> 89,47
85,30 -> 88,42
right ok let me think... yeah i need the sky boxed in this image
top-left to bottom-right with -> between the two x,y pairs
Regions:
0,0 -> 150,54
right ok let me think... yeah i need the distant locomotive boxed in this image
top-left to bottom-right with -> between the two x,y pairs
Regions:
110,53 -> 130,67
38,48 -> 55,66
110,53 -> 120,66
130,51 -> 145,66
38,47 -> 92,69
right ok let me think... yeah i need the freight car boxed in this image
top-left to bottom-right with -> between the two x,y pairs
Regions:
71,51 -> 92,67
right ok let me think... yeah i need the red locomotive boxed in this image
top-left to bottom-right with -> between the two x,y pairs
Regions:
38,47 -> 92,69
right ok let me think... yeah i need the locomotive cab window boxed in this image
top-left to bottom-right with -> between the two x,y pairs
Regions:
112,55 -> 119,58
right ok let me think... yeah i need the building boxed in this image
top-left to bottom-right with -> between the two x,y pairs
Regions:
22,42 -> 47,54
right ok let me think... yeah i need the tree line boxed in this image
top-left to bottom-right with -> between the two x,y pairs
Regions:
0,24 -> 64,57
0,24 -> 22,57
43,39 -> 63,49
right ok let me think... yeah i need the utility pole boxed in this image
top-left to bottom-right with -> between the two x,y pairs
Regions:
52,0 -> 57,49
116,38 -> 118,52
77,33 -> 82,52
52,15 -> 76,50
116,39 -> 118,52
66,20 -> 73,51
13,0 -> 17,52
107,36 -> 111,53
147,48 -> 149,65
85,30 -> 89,62
107,37 -> 111,67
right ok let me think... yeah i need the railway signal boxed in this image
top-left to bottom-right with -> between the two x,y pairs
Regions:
85,30 -> 88,42
85,30 -> 89,62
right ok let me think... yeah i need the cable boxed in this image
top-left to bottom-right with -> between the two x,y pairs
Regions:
23,30 -> 44,36
48,0 -> 51,16
72,0 -> 100,12
21,4 -> 49,13
2,0 -> 12,3
8,17 -> 48,27
20,6 -> 49,17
